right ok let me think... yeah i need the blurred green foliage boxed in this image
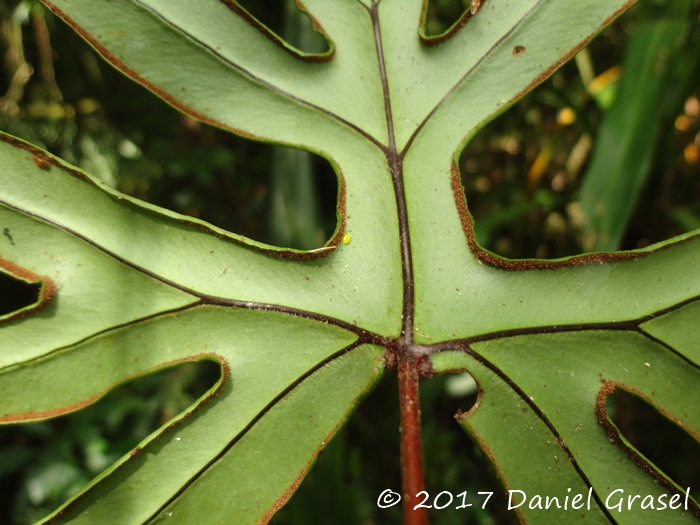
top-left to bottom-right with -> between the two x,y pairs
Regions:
0,0 -> 699,523
606,388 -> 700,503
579,0 -> 700,251
0,0 -> 338,250
459,0 -> 700,259
0,360 -> 219,524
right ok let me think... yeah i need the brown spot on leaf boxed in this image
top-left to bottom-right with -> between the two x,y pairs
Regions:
417,353 -> 433,378
509,0 -> 636,107
512,46 -> 526,57
33,156 -> 51,169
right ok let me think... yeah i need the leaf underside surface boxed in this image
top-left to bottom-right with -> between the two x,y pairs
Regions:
0,1 -> 698,524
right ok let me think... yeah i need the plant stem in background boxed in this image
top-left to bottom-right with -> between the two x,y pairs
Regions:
0,3 -> 32,117
30,4 -> 62,103
268,0 -> 326,250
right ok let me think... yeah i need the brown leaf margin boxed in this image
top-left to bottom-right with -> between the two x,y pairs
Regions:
256,353 -> 385,525
0,256 -> 55,324
32,353 -> 230,522
596,379 -> 700,519
446,366 -> 529,525
436,351 -> 624,524
442,0 -> 651,270
418,0 -> 485,47
450,162 -> 700,270
35,0 -> 349,259
0,132 -> 346,261
219,0 -> 335,62
0,352 -> 229,424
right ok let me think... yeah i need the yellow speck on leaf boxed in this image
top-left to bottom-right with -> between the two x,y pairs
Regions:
342,233 -> 351,244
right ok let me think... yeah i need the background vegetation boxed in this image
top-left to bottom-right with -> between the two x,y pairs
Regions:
0,0 -> 698,523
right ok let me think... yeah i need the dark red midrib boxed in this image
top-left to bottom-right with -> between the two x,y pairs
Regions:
368,2 -> 427,525
368,3 -> 414,342
5,3 -> 684,524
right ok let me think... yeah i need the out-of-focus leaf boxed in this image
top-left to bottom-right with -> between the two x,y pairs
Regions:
268,0 -> 327,251
0,446 -> 34,479
589,65 -> 622,110
579,1 -> 700,251
669,206 -> 700,232
474,190 -> 558,246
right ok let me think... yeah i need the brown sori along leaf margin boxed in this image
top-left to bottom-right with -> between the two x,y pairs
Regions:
418,0 -> 485,47
450,162 -> 700,270
596,381 -> 700,519
0,256 -> 55,323
1,134 -> 346,263
0,352 -> 229,424
5,1 -> 699,524
219,0 -> 335,62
